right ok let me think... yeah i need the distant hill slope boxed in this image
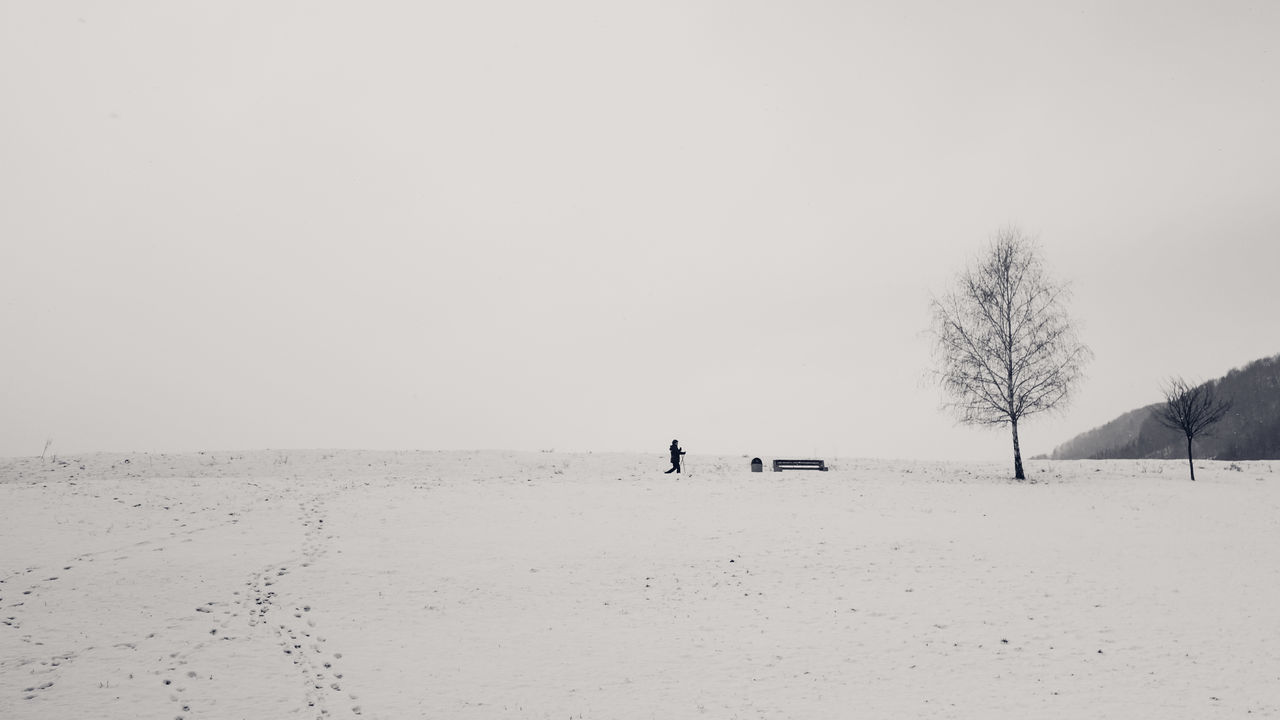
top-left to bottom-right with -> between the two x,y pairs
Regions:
1051,354 -> 1280,461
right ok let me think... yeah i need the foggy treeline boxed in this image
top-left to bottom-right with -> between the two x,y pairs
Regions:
1051,354 -> 1280,461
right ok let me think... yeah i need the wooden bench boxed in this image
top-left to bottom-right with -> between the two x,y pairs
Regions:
772,459 -> 828,472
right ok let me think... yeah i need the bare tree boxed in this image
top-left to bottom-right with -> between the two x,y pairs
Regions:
929,227 -> 1091,480
1152,377 -> 1233,481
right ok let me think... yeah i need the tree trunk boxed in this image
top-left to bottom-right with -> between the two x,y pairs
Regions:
1186,435 -> 1195,481
1011,418 -> 1025,480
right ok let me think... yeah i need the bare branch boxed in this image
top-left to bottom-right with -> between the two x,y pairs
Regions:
928,227 -> 1091,479
1152,377 -> 1234,480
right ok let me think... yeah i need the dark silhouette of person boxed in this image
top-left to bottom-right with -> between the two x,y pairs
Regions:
665,439 -> 685,474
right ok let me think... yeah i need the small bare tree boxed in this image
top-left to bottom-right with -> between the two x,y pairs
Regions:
1152,377 -> 1233,481
930,227 -> 1091,480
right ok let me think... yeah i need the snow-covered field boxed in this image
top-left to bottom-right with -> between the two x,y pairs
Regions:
3,450 -> 1279,719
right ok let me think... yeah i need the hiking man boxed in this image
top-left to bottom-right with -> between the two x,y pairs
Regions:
665,439 -> 685,474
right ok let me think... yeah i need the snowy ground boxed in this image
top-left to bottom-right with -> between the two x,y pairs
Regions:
2,450 -> 1279,719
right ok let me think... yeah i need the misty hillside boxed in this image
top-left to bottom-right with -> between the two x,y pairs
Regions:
1051,353 -> 1280,461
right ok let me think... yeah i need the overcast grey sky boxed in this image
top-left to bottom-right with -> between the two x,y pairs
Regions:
2,1 -> 1277,461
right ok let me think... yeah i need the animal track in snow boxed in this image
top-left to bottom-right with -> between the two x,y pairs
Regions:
230,489 -> 357,719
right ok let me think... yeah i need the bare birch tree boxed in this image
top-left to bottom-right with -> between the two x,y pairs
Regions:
929,227 -> 1091,480
1152,377 -> 1233,481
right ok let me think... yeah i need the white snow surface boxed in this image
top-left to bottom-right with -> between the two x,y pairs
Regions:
3,450 -> 1279,719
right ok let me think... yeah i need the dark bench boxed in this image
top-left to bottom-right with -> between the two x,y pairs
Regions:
772,459 -> 828,472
